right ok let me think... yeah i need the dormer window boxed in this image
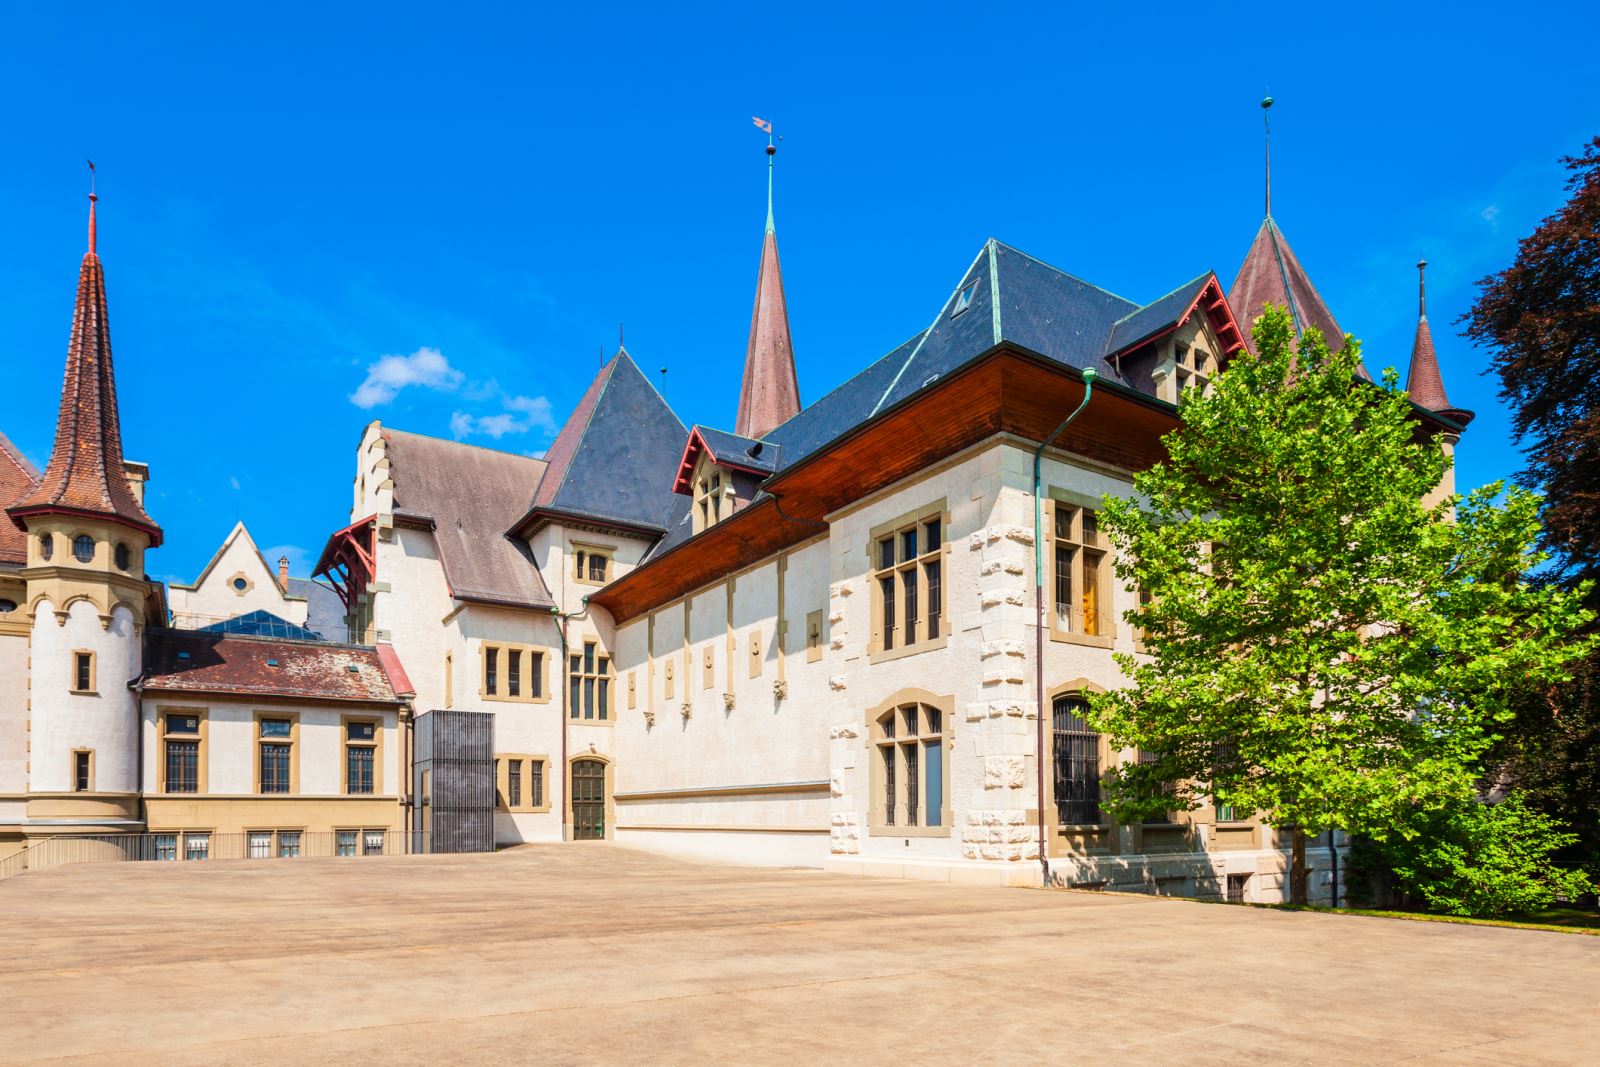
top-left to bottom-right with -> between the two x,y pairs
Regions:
951,281 -> 977,318
694,468 -> 729,534
573,544 -> 614,587
1172,342 -> 1218,399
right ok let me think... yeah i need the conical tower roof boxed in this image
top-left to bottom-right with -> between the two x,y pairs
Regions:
1229,217 -> 1347,348
1406,260 -> 1474,426
9,196 -> 161,544
734,144 -> 801,439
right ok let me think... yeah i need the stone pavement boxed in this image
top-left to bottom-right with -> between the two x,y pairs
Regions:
1,844 -> 1596,1065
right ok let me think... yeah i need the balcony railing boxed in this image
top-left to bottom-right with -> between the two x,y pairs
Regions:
0,830 -> 430,882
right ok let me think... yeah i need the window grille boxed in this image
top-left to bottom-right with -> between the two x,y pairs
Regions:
347,745 -> 374,795
508,760 -> 522,808
875,702 -> 945,830
530,760 -> 545,808
1053,695 -> 1101,824
261,741 -> 291,794
166,740 -> 198,793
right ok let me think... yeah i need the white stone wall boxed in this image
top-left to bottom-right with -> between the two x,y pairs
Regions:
166,524 -> 308,628
141,697 -> 399,796
0,627 -> 30,821
30,598 -> 141,793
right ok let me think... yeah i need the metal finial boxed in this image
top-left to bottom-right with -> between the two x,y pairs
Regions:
1417,259 -> 1428,317
1261,97 -> 1274,219
86,159 -> 98,254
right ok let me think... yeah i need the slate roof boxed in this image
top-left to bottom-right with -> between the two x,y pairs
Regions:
382,428 -> 555,609
672,426 -> 778,496
288,577 -> 350,642
9,206 -> 162,544
142,630 -> 405,705
758,240 -> 1230,477
518,349 -> 687,534
0,431 -> 40,565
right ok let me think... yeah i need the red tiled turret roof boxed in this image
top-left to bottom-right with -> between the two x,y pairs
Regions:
1407,259 -> 1474,427
734,149 -> 800,440
8,196 -> 161,544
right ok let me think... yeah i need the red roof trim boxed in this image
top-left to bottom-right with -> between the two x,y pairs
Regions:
672,427 -> 768,496
376,642 -> 415,699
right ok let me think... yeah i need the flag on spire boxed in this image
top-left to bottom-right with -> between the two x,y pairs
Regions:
752,117 -> 772,133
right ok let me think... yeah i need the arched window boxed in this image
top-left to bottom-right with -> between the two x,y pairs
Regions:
39,534 -> 53,561
872,700 -> 945,830
72,535 -> 95,563
1052,694 -> 1101,825
114,542 -> 130,571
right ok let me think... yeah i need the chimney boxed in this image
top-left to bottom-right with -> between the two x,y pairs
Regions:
278,556 -> 290,592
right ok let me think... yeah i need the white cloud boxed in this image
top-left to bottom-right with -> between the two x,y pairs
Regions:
449,393 -> 559,442
350,347 -> 463,409
1481,205 -> 1501,225
229,476 -> 241,491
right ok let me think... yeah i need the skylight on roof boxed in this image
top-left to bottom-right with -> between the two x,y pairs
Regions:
951,281 -> 977,318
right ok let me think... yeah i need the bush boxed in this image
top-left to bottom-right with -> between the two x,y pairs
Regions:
1381,793 -> 1593,917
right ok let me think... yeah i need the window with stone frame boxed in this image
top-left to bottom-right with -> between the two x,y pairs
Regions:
569,641 -> 611,720
259,717 -> 294,794
871,700 -> 947,832
1052,502 -> 1112,641
871,508 -> 947,659
694,467 -> 727,533
482,644 -> 545,702
1211,741 -> 1244,822
1137,747 -> 1175,823
573,545 -> 613,585
345,720 -> 378,795
162,712 -> 202,793
1052,695 -> 1102,825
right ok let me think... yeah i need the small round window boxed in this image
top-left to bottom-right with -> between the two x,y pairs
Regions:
233,577 -> 249,591
115,543 -> 131,571
39,534 -> 53,561
0,598 -> 16,613
73,535 -> 95,563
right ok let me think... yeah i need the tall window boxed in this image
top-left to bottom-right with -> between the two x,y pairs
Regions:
345,720 -> 377,795
530,759 -> 545,809
508,760 -> 522,808
260,718 -> 293,794
873,701 -> 945,829
496,756 -> 548,811
73,751 -> 92,792
873,512 -> 945,656
1052,695 -> 1101,824
1138,748 -> 1173,823
483,645 -> 544,702
569,642 -> 610,720
163,713 -> 201,793
1212,741 -> 1242,822
71,651 -> 95,693
574,547 -> 612,584
1053,504 -> 1109,638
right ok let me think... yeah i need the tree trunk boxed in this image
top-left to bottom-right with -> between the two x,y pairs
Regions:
1290,826 -> 1309,905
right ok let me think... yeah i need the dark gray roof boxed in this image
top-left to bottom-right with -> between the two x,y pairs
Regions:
287,577 -> 349,642
383,428 -> 555,609
691,426 -> 778,475
1106,274 -> 1213,355
526,350 -> 686,533
761,240 -> 1211,478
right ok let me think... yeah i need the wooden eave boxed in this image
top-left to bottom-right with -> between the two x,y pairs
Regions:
591,346 -> 1180,623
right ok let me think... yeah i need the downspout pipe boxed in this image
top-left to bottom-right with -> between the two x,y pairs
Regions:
1032,366 -> 1097,887
550,597 -> 590,842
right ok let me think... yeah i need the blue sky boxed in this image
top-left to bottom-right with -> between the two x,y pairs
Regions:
2,2 -> 1596,584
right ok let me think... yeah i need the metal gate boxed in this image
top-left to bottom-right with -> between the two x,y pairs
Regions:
413,709 -> 495,853
571,759 -> 607,840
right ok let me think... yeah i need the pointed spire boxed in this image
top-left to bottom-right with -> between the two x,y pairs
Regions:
735,136 -> 801,440
1406,259 -> 1474,426
8,191 -> 162,544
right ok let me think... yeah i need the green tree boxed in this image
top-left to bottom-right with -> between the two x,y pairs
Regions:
1465,136 -> 1600,868
1089,304 -> 1595,906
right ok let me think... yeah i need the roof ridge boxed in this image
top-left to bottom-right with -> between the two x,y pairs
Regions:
1110,271 -> 1217,327
989,238 -> 1140,308
612,348 -> 687,433
869,241 -> 993,418
384,425 -> 552,464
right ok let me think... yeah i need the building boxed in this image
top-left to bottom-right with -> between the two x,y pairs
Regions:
1,123 -> 1471,899
0,196 -> 414,860
309,142 -> 1471,898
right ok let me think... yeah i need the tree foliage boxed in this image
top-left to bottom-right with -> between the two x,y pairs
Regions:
1464,135 -> 1600,591
1466,136 -> 1600,870
1088,304 -> 1596,907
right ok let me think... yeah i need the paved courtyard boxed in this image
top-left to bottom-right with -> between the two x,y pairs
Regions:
2,845 -> 1597,1065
